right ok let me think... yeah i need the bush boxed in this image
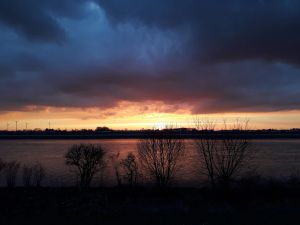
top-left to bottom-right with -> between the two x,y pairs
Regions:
138,137 -> 185,187
65,144 -> 106,188
32,163 -> 46,187
0,158 -> 5,172
4,161 -> 20,188
121,152 -> 140,186
194,119 -> 253,187
22,165 -> 33,187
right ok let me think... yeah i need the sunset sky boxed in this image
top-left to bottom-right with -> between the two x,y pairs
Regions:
1,1 -> 300,130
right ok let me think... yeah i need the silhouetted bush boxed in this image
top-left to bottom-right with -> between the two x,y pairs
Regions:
0,158 -> 5,173
22,165 -> 33,187
194,118 -> 217,186
4,161 -> 20,188
138,137 -> 185,187
195,118 -> 253,187
65,144 -> 106,188
32,163 -> 46,187
109,152 -> 122,187
121,152 -> 141,186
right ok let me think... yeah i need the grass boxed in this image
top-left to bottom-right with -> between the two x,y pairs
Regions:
0,184 -> 300,225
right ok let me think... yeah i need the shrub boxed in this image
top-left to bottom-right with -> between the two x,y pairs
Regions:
4,161 -> 20,188
65,144 -> 106,188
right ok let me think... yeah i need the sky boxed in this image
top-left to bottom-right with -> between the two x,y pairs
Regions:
1,0 -> 300,130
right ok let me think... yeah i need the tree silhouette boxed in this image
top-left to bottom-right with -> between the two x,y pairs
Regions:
22,165 -> 33,187
4,161 -> 20,188
121,152 -> 140,186
138,136 -> 185,187
109,152 -> 122,187
32,163 -> 46,187
65,144 -> 106,188
0,158 -> 5,173
194,118 -> 217,186
195,118 -> 253,187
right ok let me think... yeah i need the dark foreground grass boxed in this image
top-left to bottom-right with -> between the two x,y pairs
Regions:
0,186 -> 300,225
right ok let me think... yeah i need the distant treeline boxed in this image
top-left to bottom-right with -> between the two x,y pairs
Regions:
0,127 -> 300,139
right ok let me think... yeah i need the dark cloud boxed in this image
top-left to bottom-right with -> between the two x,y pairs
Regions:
98,0 -> 300,65
0,0 -> 300,114
1,60 -> 300,113
0,0 -> 86,43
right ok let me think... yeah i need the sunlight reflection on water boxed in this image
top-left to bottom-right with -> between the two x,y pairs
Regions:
0,139 -> 299,187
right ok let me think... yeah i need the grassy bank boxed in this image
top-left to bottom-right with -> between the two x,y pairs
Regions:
1,185 -> 300,225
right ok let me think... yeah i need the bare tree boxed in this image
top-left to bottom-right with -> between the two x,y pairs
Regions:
137,136 -> 185,187
194,118 -> 252,187
194,118 -> 217,186
32,163 -> 46,187
217,119 -> 252,185
109,152 -> 122,187
65,144 -> 106,188
4,161 -> 20,188
0,158 -> 5,173
22,165 -> 33,187
121,152 -> 140,186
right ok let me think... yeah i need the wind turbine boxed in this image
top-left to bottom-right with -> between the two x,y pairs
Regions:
15,121 -> 18,132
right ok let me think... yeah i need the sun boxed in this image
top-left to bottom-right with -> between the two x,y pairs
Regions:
154,121 -> 166,130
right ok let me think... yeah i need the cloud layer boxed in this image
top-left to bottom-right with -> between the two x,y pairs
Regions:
1,0 -> 300,114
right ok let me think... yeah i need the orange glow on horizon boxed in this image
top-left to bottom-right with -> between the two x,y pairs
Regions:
1,101 -> 300,131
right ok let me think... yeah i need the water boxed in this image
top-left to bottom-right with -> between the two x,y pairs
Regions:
0,139 -> 300,187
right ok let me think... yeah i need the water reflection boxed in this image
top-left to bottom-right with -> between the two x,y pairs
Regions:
0,139 -> 299,187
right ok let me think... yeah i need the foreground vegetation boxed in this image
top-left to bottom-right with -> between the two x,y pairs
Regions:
1,182 -> 300,225
0,120 -> 299,224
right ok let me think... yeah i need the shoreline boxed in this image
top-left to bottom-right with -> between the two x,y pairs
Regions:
1,134 -> 300,139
